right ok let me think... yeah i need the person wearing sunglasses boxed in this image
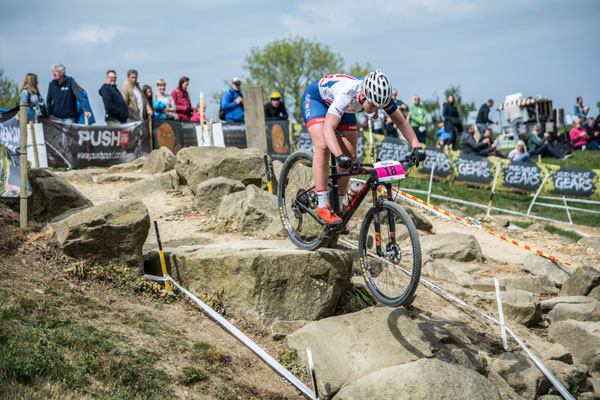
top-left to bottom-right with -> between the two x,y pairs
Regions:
301,70 -> 426,225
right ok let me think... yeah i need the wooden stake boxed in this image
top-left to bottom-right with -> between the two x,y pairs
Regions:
29,121 -> 39,168
19,101 -> 28,228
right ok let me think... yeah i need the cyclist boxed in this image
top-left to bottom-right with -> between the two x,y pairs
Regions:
301,69 -> 426,225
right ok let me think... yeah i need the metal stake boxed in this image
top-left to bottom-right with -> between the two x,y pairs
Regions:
427,162 -> 435,204
19,101 -> 28,228
306,347 -> 320,400
527,173 -> 549,216
494,278 -> 510,352
485,164 -> 501,219
562,196 -> 573,231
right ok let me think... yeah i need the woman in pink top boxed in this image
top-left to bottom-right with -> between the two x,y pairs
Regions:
171,76 -> 193,120
570,118 -> 599,150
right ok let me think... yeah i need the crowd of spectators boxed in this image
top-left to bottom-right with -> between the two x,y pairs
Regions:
14,65 -> 599,162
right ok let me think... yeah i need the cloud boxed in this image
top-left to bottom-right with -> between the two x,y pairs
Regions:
65,24 -> 127,44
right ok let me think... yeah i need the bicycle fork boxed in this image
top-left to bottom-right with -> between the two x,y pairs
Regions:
372,184 -> 399,259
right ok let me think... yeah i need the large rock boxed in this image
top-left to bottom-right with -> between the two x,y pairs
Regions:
332,359 -> 501,400
420,232 -> 483,262
107,157 -> 147,173
28,168 -> 93,222
497,276 -> 558,296
548,320 -> 600,372
490,352 -> 551,399
548,301 -> 600,323
52,199 -> 150,275
145,240 -> 352,322
142,147 -> 176,174
560,266 -> 600,297
194,177 -> 245,212
544,360 -> 591,395
118,170 -> 179,199
589,286 -> 600,301
579,236 -> 600,252
541,343 -> 572,364
422,259 -> 484,287
403,207 -> 433,232
521,254 -> 571,287
54,168 -> 106,183
540,296 -> 597,313
501,290 -> 541,326
286,307 -> 486,397
175,146 -> 267,194
487,370 -> 528,400
217,184 -> 282,237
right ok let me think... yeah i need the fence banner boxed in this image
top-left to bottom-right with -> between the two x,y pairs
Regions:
265,120 -> 291,162
542,164 -> 600,200
42,118 -> 151,168
498,159 -> 546,193
153,118 -> 198,154
415,147 -> 454,182
0,108 -> 31,198
221,122 -> 247,149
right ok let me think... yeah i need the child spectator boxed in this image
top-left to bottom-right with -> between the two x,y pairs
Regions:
191,102 -> 207,122
76,82 -> 95,125
436,122 -> 452,148
19,73 -> 44,122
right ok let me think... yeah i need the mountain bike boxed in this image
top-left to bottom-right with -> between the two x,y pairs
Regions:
277,151 -> 421,307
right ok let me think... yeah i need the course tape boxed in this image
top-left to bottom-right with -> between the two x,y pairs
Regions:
143,274 -> 315,399
338,239 -> 575,400
385,186 -> 579,270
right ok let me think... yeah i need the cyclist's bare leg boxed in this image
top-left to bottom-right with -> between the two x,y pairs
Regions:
336,130 -> 358,200
308,123 -> 330,192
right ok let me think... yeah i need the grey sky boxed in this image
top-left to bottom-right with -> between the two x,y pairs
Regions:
1,0 -> 598,124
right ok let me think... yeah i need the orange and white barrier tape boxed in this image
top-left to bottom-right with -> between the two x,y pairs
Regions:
379,186 -> 579,270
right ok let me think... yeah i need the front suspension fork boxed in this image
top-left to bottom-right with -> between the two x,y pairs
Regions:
372,183 -> 397,257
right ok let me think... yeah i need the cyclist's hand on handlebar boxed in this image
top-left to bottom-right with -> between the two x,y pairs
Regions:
336,154 -> 353,169
411,147 -> 427,166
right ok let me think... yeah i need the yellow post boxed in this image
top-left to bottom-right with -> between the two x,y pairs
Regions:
84,114 -> 89,126
199,92 -> 204,135
29,121 -> 40,168
19,101 -> 28,228
153,221 -> 171,293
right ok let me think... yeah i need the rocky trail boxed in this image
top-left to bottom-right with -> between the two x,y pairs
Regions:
2,145 -> 600,399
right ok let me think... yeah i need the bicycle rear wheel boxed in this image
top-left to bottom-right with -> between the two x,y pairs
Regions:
277,151 -> 328,250
358,201 -> 421,307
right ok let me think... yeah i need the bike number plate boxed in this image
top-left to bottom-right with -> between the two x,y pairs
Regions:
373,160 -> 405,182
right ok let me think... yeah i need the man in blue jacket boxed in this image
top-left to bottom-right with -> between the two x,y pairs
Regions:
46,64 -> 90,123
221,77 -> 244,122
99,70 -> 128,125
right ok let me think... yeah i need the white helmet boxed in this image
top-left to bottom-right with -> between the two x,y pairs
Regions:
362,69 -> 392,107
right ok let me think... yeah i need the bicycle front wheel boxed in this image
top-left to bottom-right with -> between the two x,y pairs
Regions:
358,201 -> 421,307
277,151 -> 328,250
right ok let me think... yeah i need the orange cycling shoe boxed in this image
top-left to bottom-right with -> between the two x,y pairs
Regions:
317,205 -> 343,225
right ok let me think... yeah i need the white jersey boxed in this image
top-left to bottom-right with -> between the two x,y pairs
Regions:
317,74 -> 365,118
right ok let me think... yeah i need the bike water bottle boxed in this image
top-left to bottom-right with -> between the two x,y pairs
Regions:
343,181 -> 364,207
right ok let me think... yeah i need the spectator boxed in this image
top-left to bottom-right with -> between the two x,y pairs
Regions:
524,124 -> 565,159
570,118 -> 599,150
171,76 -> 193,120
481,128 -> 507,158
392,88 -> 409,117
363,109 -> 386,134
153,79 -> 176,119
476,99 -> 498,134
508,140 -> 528,161
142,85 -> 154,120
408,94 -> 427,144
460,124 -> 496,156
264,92 -> 288,120
19,73 -> 44,122
46,64 -> 90,123
436,122 -> 452,148
504,101 -> 524,141
99,69 -> 128,125
191,102 -> 207,122
442,94 -> 462,149
573,97 -> 589,120
221,77 -> 244,122
384,114 -> 398,137
121,69 -> 151,122
75,82 -> 95,125
585,117 -> 600,143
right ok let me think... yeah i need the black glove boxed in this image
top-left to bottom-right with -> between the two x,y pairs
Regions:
336,154 -> 353,169
411,147 -> 426,165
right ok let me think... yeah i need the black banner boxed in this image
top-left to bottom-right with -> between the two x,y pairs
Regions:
548,167 -> 598,198
42,119 -> 151,168
452,153 -> 495,187
416,147 -> 453,181
265,120 -> 291,162
501,161 -> 543,192
222,122 -> 247,149
153,118 -> 198,154
0,108 -> 28,198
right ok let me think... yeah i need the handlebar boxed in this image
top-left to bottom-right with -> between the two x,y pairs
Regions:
350,155 -> 418,173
